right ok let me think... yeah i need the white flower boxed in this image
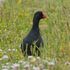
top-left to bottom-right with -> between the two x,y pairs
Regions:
43,69 -> 48,70
2,65 -> 10,69
2,65 -> 7,68
6,62 -> 11,66
36,57 -> 41,60
47,61 -> 55,66
65,61 -> 70,65
0,0 -> 5,7
36,57 -> 41,63
18,60 -> 23,64
2,55 -> 9,60
8,48 -> 11,52
24,63 -> 30,70
11,63 -> 20,70
12,49 -> 17,52
2,69 -> 8,70
22,61 -> 27,65
24,64 -> 30,68
33,66 -> 40,70
0,0 -> 5,3
12,63 -> 20,67
28,56 -> 36,63
28,56 -> 33,59
47,59 -> 56,66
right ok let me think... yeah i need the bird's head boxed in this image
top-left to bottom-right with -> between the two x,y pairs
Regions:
34,11 -> 46,20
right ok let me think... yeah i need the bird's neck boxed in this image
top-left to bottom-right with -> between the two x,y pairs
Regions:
32,18 -> 40,30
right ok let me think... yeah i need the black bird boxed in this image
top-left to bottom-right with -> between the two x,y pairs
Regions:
21,11 -> 46,56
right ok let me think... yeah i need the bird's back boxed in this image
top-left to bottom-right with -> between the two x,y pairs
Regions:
21,29 -> 43,56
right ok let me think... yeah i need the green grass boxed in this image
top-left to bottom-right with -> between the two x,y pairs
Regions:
0,0 -> 70,70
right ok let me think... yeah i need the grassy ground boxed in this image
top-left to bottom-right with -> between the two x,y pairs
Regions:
0,0 -> 70,70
